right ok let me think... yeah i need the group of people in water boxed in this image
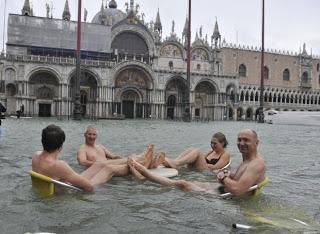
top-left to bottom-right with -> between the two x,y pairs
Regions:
32,124 -> 266,197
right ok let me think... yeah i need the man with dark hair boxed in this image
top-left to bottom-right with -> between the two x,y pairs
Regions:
32,124 -> 153,192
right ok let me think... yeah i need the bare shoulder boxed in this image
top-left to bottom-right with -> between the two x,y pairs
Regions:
249,154 -> 265,172
223,150 -> 231,158
32,151 -> 42,158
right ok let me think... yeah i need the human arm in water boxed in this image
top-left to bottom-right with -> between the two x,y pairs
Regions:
217,158 -> 265,196
77,146 -> 95,167
206,151 -> 231,171
102,146 -> 123,159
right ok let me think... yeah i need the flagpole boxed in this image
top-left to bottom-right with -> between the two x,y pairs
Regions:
2,0 -> 7,54
184,0 -> 192,122
73,0 -> 82,120
258,0 -> 265,123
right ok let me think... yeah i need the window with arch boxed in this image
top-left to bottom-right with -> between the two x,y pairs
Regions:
302,72 -> 308,83
169,61 -> 173,70
283,68 -> 290,81
239,64 -> 247,77
264,66 -> 269,80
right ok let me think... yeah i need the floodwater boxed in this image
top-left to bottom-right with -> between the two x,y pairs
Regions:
0,117 -> 319,233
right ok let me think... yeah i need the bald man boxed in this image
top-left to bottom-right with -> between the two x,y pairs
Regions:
217,129 -> 266,196
77,126 -> 123,167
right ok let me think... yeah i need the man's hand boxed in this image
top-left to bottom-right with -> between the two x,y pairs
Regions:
217,170 -> 230,184
106,154 -> 122,160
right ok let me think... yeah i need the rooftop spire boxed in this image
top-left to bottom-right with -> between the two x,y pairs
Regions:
212,18 -> 221,39
100,1 -> 106,24
182,15 -> 188,36
22,0 -> 31,16
154,8 -> 162,33
62,0 -> 71,21
211,18 -> 221,48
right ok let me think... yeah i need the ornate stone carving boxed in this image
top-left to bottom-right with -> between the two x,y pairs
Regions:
192,48 -> 209,61
160,44 -> 182,58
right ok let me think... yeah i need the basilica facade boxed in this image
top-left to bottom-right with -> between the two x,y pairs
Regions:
0,0 -> 319,120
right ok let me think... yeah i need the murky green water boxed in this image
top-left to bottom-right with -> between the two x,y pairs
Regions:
0,118 -> 319,233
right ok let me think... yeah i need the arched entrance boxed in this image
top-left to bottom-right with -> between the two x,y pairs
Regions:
70,70 -> 98,117
5,83 -> 17,115
237,107 -> 244,120
194,81 -> 217,120
166,95 -> 176,119
121,89 -> 141,119
246,107 -> 253,120
114,67 -> 152,119
165,77 -> 188,120
29,71 -> 59,117
228,107 -> 234,120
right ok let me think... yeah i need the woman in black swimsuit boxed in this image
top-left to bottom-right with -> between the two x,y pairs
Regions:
163,132 -> 231,171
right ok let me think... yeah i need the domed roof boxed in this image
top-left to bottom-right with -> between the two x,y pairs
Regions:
91,7 -> 126,26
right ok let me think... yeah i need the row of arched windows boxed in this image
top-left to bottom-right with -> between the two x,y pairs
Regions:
239,89 -> 320,105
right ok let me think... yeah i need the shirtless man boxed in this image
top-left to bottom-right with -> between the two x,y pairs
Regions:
32,124 -> 154,192
128,129 -> 266,197
77,125 -> 164,169
77,126 -> 122,167
217,129 -> 266,196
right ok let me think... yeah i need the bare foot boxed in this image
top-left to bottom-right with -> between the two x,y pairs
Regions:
127,157 -> 145,180
162,158 -> 178,169
150,152 -> 166,169
140,144 -> 154,168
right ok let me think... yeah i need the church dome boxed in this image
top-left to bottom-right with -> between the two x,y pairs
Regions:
91,6 -> 126,26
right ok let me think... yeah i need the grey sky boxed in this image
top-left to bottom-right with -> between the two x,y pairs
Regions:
1,0 -> 319,55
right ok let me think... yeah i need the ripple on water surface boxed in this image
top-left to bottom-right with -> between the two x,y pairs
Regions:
0,118 -> 319,233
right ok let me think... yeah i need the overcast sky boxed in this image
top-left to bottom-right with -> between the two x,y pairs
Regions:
1,0 -> 319,55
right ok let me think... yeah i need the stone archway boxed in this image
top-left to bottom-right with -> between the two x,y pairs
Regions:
194,81 -> 217,120
5,83 -> 17,115
69,70 -> 98,117
114,67 -> 152,118
29,71 -> 60,117
246,107 -> 253,120
228,107 -> 234,120
166,95 -> 176,119
165,77 -> 188,120
121,89 -> 141,119
237,107 -> 244,120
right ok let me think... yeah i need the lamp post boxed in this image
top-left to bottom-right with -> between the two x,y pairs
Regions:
258,0 -> 265,123
184,0 -> 192,122
73,0 -> 82,120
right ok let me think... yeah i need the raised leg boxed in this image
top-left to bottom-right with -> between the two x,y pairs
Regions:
128,157 -> 176,186
163,147 -> 208,170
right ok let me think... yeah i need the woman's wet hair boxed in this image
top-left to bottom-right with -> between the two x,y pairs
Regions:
41,124 -> 66,153
212,132 -> 228,148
